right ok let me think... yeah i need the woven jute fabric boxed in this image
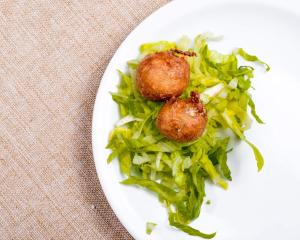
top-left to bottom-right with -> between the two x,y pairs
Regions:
0,1 -> 169,239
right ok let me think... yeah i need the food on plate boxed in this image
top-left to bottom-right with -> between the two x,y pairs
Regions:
146,222 -> 157,235
136,51 -> 189,101
108,34 -> 269,238
156,91 -> 207,142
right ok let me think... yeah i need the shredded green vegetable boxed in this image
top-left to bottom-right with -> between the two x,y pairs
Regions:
146,222 -> 157,235
106,34 -> 269,238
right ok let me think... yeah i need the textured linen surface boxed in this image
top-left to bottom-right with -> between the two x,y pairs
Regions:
0,1 -> 169,239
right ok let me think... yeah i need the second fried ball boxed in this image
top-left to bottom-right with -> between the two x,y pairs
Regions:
136,51 -> 189,101
156,92 -> 207,142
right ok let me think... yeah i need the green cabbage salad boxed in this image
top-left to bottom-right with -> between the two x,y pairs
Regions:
106,34 -> 269,238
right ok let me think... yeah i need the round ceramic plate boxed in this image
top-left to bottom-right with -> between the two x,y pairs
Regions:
92,0 -> 300,239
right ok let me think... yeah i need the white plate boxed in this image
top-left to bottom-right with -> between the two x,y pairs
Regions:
92,0 -> 300,239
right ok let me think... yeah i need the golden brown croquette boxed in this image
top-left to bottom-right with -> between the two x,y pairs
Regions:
156,92 -> 207,142
136,51 -> 189,101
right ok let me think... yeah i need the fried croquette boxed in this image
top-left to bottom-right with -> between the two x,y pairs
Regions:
156,92 -> 207,142
136,51 -> 189,101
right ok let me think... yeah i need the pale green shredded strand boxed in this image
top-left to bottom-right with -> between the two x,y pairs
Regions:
146,222 -> 157,235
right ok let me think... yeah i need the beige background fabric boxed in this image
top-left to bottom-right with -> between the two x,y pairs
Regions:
0,0 -> 169,239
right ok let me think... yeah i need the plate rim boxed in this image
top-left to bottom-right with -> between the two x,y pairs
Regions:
92,0 -> 300,239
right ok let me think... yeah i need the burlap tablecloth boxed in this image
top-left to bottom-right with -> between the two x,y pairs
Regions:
0,1 -> 169,239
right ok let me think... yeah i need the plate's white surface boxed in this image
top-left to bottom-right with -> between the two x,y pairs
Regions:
92,0 -> 300,239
